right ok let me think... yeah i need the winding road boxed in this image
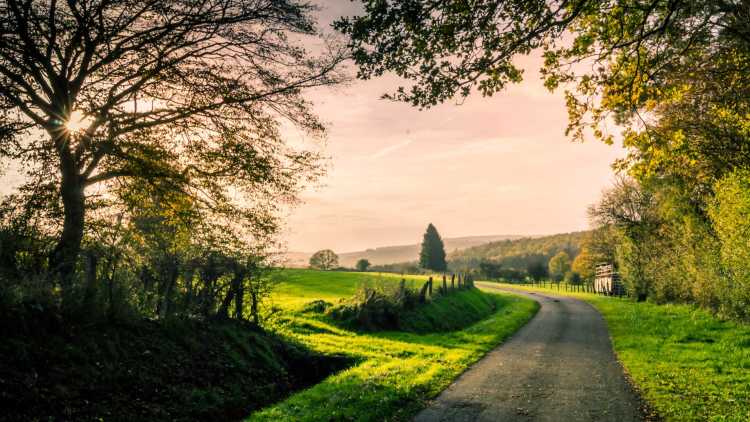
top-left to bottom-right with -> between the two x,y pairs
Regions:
415,284 -> 646,422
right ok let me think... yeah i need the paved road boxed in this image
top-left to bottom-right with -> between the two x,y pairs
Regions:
415,284 -> 645,422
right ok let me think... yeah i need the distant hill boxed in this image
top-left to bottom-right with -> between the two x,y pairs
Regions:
284,234 -> 524,268
448,231 -> 590,271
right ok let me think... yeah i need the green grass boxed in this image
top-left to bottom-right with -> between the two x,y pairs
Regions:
399,288 -> 498,332
481,282 -> 750,421
249,270 -> 538,421
271,269 -> 430,309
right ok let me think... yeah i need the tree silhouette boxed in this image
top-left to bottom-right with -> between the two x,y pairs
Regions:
0,0 -> 346,293
356,258 -> 371,272
419,223 -> 447,272
309,249 -> 338,270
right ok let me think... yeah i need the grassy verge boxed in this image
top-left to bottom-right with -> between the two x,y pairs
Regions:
249,270 -> 538,421
480,282 -> 750,421
0,316 -> 351,421
399,288 -> 497,332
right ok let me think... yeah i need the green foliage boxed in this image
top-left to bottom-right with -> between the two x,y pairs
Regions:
571,247 -> 595,283
709,169 -> 750,320
564,271 -> 581,285
478,260 -> 525,282
526,261 -> 548,281
548,251 -> 571,282
335,0 -> 579,108
450,231 -> 585,273
419,224 -> 447,272
355,258 -> 371,272
326,280 -> 420,331
326,276 -> 483,332
308,249 -> 339,271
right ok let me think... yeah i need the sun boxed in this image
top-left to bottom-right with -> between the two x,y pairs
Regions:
66,110 -> 93,132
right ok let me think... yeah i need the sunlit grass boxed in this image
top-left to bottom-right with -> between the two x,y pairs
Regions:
481,281 -> 750,421
270,269 -> 430,309
248,270 -> 538,421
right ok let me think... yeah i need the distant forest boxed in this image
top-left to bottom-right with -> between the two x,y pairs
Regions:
371,232 -> 588,279
449,232 -> 587,271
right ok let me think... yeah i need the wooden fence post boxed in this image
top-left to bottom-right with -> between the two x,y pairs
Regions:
428,276 -> 433,296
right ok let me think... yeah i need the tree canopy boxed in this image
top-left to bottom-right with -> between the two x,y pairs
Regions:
309,249 -> 339,271
419,223 -> 447,272
356,258 -> 371,272
0,0 -> 345,295
548,251 -> 572,282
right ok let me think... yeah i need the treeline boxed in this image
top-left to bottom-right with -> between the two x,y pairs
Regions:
448,232 -> 587,279
581,174 -> 750,321
0,188 -> 278,324
364,232 -> 586,283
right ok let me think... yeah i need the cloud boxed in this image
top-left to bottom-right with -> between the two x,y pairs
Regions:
371,138 -> 413,159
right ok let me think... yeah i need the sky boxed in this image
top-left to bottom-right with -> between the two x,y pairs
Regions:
279,1 -> 626,253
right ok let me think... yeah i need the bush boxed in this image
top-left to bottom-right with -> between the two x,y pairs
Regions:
327,279 -> 420,331
302,300 -> 333,313
709,169 -> 750,320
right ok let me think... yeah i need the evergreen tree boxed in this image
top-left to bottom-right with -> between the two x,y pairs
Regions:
419,224 -> 447,272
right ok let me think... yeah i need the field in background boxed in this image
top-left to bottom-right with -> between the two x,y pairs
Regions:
479,282 -> 750,421
270,269 -> 429,309
249,270 -> 538,421
283,234 -> 523,268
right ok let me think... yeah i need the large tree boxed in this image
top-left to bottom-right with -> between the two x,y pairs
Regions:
0,0 -> 346,292
309,249 -> 338,270
419,223 -> 447,272
548,250 -> 572,282
355,258 -> 371,272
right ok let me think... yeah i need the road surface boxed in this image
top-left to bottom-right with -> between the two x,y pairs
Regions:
415,284 -> 646,422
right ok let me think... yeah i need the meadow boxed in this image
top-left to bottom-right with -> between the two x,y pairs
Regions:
482,282 -> 750,421
249,270 -> 538,421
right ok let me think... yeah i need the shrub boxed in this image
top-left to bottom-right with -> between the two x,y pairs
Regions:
327,279 -> 422,331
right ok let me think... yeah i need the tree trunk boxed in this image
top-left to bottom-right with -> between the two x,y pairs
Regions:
159,257 -> 179,319
184,265 -> 195,311
82,250 -> 99,313
50,145 -> 86,303
233,271 -> 245,320
250,289 -> 259,325
216,287 -> 235,320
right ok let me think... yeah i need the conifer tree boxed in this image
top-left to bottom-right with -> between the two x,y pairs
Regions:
419,224 -> 447,272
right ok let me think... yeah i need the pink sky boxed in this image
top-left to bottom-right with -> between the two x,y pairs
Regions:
281,1 -> 625,252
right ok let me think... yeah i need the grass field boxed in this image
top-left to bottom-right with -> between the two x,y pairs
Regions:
269,270 -> 430,309
248,270 -> 538,421
481,282 -> 750,422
